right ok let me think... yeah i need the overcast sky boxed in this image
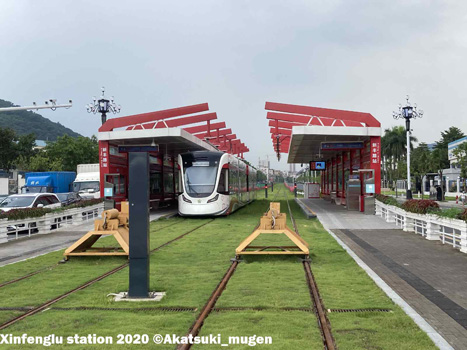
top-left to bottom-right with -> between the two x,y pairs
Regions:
1,0 -> 466,171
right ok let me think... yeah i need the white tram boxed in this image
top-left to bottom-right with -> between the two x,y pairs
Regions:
178,151 -> 257,216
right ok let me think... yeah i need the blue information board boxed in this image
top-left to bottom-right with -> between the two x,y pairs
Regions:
310,161 -> 326,170
104,187 -> 114,197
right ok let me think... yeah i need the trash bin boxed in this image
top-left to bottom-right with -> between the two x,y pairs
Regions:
435,186 -> 443,201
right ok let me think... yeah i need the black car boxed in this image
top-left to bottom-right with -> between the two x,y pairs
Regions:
56,192 -> 82,206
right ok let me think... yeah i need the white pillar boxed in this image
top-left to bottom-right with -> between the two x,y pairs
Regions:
425,217 -> 440,241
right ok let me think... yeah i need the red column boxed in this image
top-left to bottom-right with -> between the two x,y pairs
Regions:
99,140 -> 110,197
335,157 -> 338,195
341,152 -> 345,199
370,136 -> 382,194
331,158 -> 334,194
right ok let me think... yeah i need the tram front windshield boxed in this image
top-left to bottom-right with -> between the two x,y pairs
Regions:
181,153 -> 221,198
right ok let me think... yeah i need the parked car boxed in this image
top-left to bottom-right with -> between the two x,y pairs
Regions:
0,193 -> 61,212
0,195 -> 7,204
56,192 -> 82,206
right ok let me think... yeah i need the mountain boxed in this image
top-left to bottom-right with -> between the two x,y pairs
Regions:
0,99 -> 81,140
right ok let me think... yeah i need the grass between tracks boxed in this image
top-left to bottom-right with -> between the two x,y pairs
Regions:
0,185 -> 436,349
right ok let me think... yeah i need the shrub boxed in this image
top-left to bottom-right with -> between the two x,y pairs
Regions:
0,207 -> 52,221
457,209 -> 467,222
427,207 -> 462,219
62,198 -> 104,210
0,198 -> 103,220
375,194 -> 399,207
401,199 -> 439,214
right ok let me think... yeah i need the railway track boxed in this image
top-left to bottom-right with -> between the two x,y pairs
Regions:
0,219 -> 186,290
178,187 -> 336,350
0,218 -> 212,331
285,193 -> 336,350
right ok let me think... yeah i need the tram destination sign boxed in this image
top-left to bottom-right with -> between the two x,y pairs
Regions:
321,142 -> 364,151
118,145 -> 159,153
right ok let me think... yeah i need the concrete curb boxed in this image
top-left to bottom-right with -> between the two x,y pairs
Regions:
294,198 -> 317,218
314,216 -> 454,350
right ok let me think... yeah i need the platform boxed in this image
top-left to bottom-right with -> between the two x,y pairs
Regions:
301,198 -> 467,350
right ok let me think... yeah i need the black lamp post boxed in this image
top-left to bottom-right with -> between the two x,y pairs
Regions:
393,96 -> 423,200
87,87 -> 121,125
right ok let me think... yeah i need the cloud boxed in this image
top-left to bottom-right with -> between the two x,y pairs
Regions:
1,0 -> 466,171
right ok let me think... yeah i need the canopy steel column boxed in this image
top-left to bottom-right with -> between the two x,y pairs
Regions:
128,152 -> 150,298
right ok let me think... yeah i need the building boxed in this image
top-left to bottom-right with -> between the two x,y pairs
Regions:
422,137 -> 467,195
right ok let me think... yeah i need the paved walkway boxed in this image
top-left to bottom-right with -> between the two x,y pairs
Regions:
300,198 -> 467,350
0,208 -> 177,267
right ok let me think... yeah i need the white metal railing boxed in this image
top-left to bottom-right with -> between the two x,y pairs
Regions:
375,200 -> 467,254
0,203 -> 103,243
438,225 -> 462,249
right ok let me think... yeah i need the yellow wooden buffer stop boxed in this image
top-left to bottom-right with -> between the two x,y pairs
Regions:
236,202 -> 309,256
64,202 -> 129,259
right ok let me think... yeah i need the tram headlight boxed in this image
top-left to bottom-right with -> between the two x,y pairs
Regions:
182,195 -> 192,203
207,194 -> 219,203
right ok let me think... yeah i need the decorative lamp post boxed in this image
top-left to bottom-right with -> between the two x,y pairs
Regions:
393,95 -> 423,200
87,87 -> 121,125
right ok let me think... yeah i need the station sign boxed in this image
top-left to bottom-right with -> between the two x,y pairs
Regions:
118,145 -> 159,153
321,142 -> 364,150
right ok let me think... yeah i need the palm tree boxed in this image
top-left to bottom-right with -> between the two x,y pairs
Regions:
381,126 -> 417,187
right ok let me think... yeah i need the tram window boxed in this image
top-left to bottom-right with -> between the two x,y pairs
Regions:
150,173 -> 162,194
218,169 -> 229,194
164,172 -> 174,193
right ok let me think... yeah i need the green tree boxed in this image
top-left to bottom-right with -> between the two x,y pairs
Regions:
45,135 -> 99,171
381,126 -> 417,186
0,128 -> 18,170
453,142 -> 467,187
16,133 -> 36,160
27,151 -> 63,172
431,127 -> 465,195
411,143 -> 433,197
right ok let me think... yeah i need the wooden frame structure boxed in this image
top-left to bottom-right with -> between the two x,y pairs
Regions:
64,202 -> 129,259
236,203 -> 309,256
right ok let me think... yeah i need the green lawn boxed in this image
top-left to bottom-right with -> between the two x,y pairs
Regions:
0,185 -> 437,349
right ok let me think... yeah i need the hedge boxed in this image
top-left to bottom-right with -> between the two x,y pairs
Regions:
375,194 -> 399,207
0,198 -> 104,221
400,199 -> 440,214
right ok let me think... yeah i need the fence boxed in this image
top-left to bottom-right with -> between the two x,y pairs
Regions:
376,200 -> 467,253
0,203 -> 104,243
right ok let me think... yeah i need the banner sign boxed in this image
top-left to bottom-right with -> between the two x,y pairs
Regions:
321,142 -> 364,150
118,145 -> 159,153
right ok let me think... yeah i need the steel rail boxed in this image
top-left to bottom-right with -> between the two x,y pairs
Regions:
284,193 -> 336,350
0,219 -> 186,290
0,219 -> 213,331
178,260 -> 239,350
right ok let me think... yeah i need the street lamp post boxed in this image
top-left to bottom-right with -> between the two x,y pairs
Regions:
86,87 -> 121,125
393,95 -> 423,200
